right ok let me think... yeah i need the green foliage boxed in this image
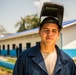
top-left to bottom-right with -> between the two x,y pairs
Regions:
15,13 -> 39,32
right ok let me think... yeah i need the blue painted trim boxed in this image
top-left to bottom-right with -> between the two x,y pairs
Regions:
10,50 -> 16,56
63,49 -> 76,58
0,60 -> 14,70
0,49 -> 17,56
1,50 -> 7,55
62,19 -> 76,26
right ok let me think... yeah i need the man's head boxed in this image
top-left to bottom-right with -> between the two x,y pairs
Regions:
39,16 -> 62,32
39,16 -> 61,46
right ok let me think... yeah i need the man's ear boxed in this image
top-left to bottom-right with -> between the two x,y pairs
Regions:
57,32 -> 60,39
58,32 -> 60,36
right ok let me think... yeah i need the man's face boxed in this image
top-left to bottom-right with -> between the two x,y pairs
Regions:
39,23 -> 60,46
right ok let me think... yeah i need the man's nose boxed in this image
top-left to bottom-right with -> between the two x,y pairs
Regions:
47,31 -> 53,36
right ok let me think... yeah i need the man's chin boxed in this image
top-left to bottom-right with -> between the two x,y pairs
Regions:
45,42 -> 54,46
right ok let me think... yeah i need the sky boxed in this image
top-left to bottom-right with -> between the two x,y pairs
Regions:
0,0 -> 76,33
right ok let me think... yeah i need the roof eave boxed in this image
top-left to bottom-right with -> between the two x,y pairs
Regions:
63,22 -> 76,28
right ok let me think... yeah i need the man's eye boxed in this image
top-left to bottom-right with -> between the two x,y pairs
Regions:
52,30 -> 57,33
43,30 -> 49,32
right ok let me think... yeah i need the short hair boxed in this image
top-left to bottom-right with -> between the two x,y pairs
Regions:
39,16 -> 62,32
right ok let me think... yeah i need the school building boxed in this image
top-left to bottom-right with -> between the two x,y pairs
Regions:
0,19 -> 76,58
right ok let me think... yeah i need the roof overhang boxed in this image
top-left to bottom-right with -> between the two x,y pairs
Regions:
0,28 -> 39,41
63,21 -> 76,28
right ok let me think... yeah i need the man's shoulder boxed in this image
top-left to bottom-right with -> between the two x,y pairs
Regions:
61,50 -> 71,58
16,46 -> 36,63
60,50 -> 75,63
20,46 -> 36,57
56,45 -> 73,60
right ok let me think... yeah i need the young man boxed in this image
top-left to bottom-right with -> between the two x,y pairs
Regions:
13,17 -> 76,75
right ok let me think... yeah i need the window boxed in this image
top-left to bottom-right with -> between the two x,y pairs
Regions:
3,45 -> 5,50
7,44 -> 10,55
12,44 -> 15,49
26,43 -> 31,49
36,42 -> 40,45
7,44 -> 10,50
19,43 -> 22,52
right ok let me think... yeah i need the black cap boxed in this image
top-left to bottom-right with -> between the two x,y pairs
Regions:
40,16 -> 59,27
40,16 -> 62,31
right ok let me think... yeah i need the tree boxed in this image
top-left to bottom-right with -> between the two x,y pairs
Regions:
31,14 -> 39,29
15,13 -> 39,32
0,25 -> 6,34
15,17 -> 27,32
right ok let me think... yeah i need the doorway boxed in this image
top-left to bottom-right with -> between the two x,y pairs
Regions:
19,43 -> 22,53
7,44 -> 10,55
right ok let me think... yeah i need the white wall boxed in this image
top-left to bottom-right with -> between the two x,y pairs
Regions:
62,24 -> 76,49
0,33 -> 41,50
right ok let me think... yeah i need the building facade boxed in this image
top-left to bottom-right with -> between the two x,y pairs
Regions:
0,19 -> 76,57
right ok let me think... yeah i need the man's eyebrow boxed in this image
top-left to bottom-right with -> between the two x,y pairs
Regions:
43,28 -> 57,30
42,28 -> 49,29
53,29 -> 57,31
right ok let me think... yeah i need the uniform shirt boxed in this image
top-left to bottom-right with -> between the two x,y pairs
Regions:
41,49 -> 57,75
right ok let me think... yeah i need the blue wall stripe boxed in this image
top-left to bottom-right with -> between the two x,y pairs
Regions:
1,50 -> 7,55
0,50 -> 16,56
0,49 -> 76,58
10,50 -> 16,56
63,49 -> 76,58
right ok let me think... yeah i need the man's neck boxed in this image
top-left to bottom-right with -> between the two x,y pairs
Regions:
40,42 -> 55,53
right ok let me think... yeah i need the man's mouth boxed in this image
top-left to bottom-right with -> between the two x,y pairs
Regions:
46,37 -> 53,40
